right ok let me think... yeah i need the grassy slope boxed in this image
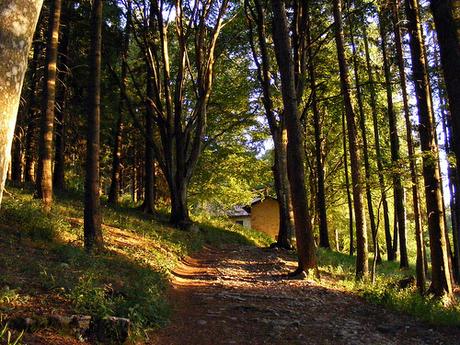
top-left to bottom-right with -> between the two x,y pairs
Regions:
0,185 -> 271,340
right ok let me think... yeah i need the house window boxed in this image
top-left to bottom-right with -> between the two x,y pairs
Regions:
236,220 -> 244,226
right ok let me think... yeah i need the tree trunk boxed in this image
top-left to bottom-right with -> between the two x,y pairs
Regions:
0,1 -> 43,206
245,0 -> 294,249
363,22 -> 392,262
84,0 -> 103,251
342,111 -> 354,256
11,132 -> 23,183
108,0 -> 131,206
35,0 -> 62,208
307,1 -> 329,249
429,0 -> 460,285
378,9 -> 409,268
142,73 -> 155,215
53,1 -> 70,191
390,0 -> 425,289
271,0 -> 317,273
348,4 -> 378,260
333,0 -> 368,278
405,0 -> 452,296
24,35 -> 43,183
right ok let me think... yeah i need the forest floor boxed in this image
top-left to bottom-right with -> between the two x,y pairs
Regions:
151,244 -> 460,345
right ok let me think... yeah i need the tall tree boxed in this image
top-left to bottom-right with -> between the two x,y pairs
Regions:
245,0 -> 294,249
390,0 -> 425,289
429,0 -> 460,284
35,0 -> 62,208
0,1 -> 43,207
378,6 -> 408,268
306,0 -> 329,249
84,0 -> 103,251
53,1 -> 71,191
333,0 -> 368,278
270,0 -> 317,274
362,18 -> 393,262
108,0 -> 132,206
404,0 -> 451,295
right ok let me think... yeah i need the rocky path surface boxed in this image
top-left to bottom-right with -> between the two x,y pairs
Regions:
151,245 -> 460,345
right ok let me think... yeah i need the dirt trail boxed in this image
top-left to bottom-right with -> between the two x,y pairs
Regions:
151,244 -> 460,345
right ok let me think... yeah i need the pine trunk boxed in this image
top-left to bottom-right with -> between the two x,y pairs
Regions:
36,0 -> 62,208
429,0 -> 460,285
333,0 -> 368,278
378,9 -> 408,268
271,0 -> 317,273
405,0 -> 451,296
84,0 -> 103,251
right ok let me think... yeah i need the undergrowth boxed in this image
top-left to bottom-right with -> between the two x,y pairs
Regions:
0,185 -> 269,338
317,248 -> 460,326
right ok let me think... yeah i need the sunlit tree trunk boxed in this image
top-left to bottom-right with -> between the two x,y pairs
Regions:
363,22 -> 392,262
429,0 -> 460,285
271,0 -> 317,273
405,0 -> 451,296
0,1 -> 43,207
378,8 -> 408,268
333,0 -> 368,278
348,3 -> 378,260
84,0 -> 103,251
35,0 -> 62,209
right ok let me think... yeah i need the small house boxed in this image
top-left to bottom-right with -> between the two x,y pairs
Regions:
228,197 -> 280,239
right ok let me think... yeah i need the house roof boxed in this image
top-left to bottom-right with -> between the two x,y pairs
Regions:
227,206 -> 250,218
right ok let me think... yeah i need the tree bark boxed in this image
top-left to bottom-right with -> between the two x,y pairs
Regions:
363,21 -> 392,262
35,0 -> 62,208
108,0 -> 131,206
333,0 -> 368,278
378,8 -> 409,268
307,1 -> 329,249
405,0 -> 452,296
0,1 -> 43,207
348,4 -> 378,259
342,110 -> 354,256
271,0 -> 317,273
53,1 -> 70,191
245,0 -> 294,249
429,0 -> 460,285
390,0 -> 425,289
84,0 -> 103,251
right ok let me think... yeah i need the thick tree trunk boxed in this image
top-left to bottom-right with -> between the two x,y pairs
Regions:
429,0 -> 460,284
378,10 -> 408,268
0,1 -> 43,206
53,2 -> 70,191
35,0 -> 62,208
363,22 -> 391,262
405,0 -> 452,296
271,0 -> 317,273
84,0 -> 103,251
333,0 -> 368,278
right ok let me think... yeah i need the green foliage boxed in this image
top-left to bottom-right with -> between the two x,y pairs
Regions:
362,285 -> 460,326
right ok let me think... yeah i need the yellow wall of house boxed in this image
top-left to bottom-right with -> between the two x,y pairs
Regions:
251,199 -> 279,239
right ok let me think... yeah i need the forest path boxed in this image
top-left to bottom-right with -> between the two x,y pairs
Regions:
150,244 -> 459,345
